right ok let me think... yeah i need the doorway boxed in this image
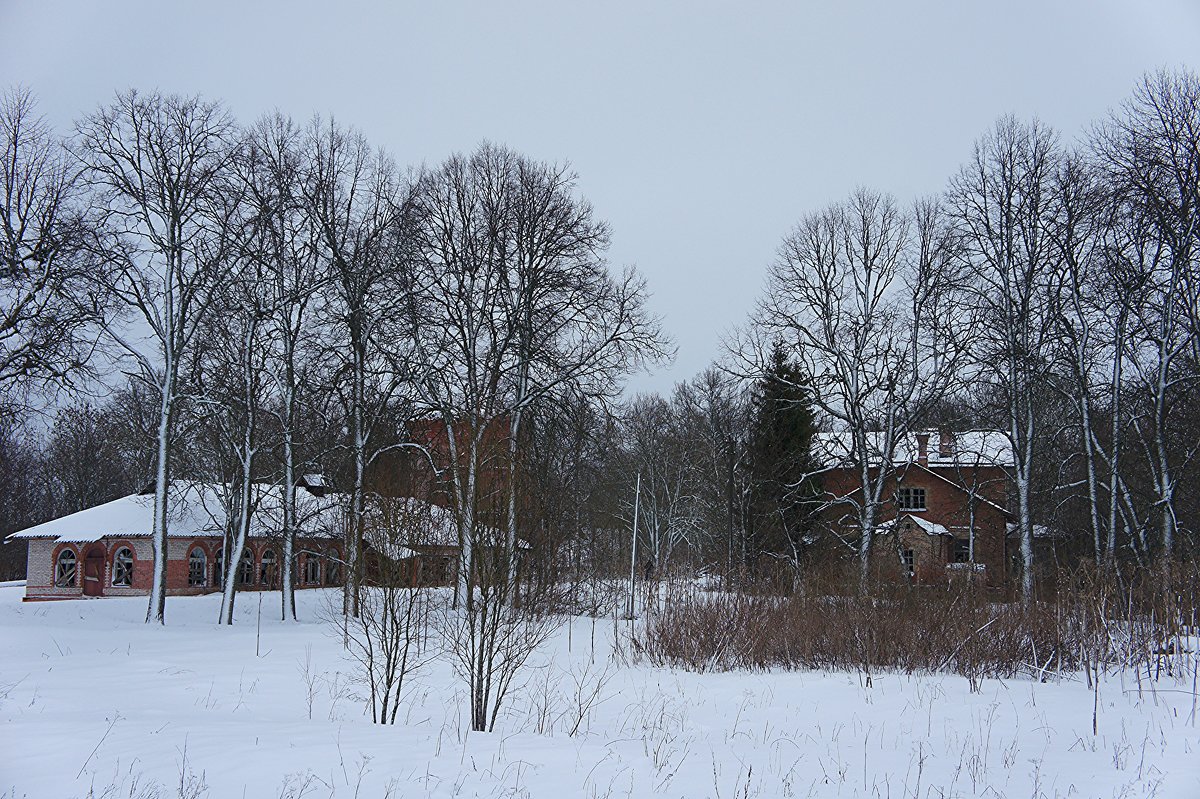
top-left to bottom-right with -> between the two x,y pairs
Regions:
83,544 -> 106,597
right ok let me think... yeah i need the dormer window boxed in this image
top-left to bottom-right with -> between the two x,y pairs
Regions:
898,486 -> 926,511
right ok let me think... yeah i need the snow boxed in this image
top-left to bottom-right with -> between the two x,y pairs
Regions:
0,586 -> 1197,798
5,482 -> 344,544
815,430 -> 1015,468
881,514 -> 951,536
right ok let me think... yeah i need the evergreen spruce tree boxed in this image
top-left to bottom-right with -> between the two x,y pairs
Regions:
746,342 -> 821,577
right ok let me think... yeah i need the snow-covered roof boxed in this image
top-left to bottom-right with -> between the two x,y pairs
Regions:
814,430 -> 1013,469
880,514 -> 951,537
5,482 -> 343,545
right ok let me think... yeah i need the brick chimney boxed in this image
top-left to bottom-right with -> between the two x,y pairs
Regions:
915,433 -> 930,467
938,429 -> 955,460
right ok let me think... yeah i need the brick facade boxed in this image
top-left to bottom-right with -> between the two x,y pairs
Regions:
821,460 -> 1011,588
21,536 -> 343,601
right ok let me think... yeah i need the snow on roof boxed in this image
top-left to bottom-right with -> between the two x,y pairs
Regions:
814,430 -> 1013,469
6,481 -> 532,553
5,482 -> 343,545
880,514 -> 951,537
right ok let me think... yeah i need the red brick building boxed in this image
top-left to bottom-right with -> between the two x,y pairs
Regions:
7,481 -> 344,601
817,430 -> 1013,588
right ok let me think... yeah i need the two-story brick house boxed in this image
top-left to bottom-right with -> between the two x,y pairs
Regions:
817,430 -> 1013,588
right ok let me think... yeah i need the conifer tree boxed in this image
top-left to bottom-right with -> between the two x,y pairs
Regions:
746,342 -> 821,574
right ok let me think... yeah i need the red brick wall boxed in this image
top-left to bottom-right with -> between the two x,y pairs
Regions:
23,535 -> 346,600
821,463 -> 1011,588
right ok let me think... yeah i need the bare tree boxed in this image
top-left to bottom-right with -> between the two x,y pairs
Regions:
497,148 -> 666,598
751,188 -> 961,590
197,265 -> 275,625
335,496 -> 437,724
946,117 -> 1063,603
619,393 -> 704,571
1092,69 -> 1200,557
241,112 -> 328,620
300,117 -> 414,618
1,88 -> 102,408
74,90 -> 241,623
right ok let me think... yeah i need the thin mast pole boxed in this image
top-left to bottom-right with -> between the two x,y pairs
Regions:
627,472 -> 641,619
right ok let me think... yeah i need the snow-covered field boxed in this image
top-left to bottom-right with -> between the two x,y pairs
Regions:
0,583 -> 1197,799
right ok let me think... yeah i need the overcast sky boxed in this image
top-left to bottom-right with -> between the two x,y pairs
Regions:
3,1 -> 1198,395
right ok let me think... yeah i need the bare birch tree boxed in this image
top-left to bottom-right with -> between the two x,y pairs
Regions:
946,117 -> 1063,603
74,90 -> 240,623
1092,69 -> 1200,558
300,117 -> 414,618
241,112 -> 328,620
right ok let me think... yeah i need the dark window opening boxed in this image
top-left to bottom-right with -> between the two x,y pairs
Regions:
260,549 -> 278,587
897,487 -> 926,511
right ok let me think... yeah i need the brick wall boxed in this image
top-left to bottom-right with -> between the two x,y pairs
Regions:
821,463 -> 1011,588
22,535 -> 347,601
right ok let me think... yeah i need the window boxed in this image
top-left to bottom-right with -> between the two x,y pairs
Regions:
260,549 -> 278,587
897,486 -> 926,511
112,547 -> 134,587
55,549 -> 77,588
188,548 -> 207,587
900,548 -> 915,579
953,538 -> 971,563
213,548 -> 224,588
325,552 -> 342,586
303,555 -> 321,585
238,549 -> 254,585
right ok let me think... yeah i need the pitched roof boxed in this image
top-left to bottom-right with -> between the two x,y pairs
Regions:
5,482 -> 342,545
814,430 -> 1014,469
880,513 -> 951,536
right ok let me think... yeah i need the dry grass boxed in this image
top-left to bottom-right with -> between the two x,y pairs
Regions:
629,560 -> 1199,688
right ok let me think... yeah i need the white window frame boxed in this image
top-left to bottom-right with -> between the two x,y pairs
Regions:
112,547 -> 134,587
55,549 -> 77,587
303,555 -> 321,585
188,547 -> 207,587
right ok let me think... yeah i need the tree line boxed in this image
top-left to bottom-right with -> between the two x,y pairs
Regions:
0,87 -> 667,623
3,68 -> 1200,616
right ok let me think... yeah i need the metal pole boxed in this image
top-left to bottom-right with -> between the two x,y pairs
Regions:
627,472 -> 641,619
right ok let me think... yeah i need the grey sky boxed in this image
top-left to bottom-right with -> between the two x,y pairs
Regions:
3,0 -> 1198,395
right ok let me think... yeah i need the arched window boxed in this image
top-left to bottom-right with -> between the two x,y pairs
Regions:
55,549 -> 77,588
324,550 -> 342,586
238,549 -> 254,585
260,549 -> 278,587
213,548 -> 224,588
188,547 -> 207,587
303,555 -> 321,585
112,547 -> 134,587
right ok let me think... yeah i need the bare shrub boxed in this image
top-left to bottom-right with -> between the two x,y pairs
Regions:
327,497 -> 438,724
631,559 -> 1198,686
